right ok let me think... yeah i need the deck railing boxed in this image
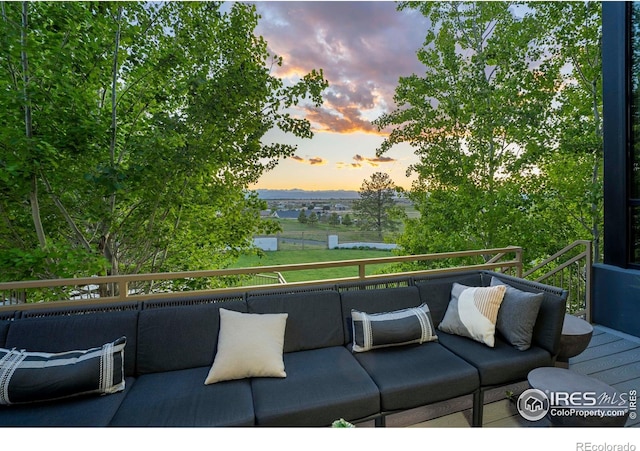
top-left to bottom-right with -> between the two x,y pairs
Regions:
522,240 -> 592,321
0,241 -> 592,318
0,246 -> 522,312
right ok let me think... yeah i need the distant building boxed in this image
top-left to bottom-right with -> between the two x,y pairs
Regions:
273,210 -> 308,220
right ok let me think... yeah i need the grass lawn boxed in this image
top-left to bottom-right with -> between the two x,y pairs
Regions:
266,219 -> 397,244
232,248 -> 395,283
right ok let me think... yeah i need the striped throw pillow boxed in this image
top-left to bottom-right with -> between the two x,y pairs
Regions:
351,303 -> 438,353
438,284 -> 507,347
0,337 -> 126,405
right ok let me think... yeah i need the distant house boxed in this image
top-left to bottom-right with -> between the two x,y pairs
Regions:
260,210 -> 276,219
273,210 -> 308,220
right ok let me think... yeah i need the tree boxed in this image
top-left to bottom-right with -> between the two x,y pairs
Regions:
342,214 -> 353,227
525,2 -> 603,262
307,211 -> 318,227
328,212 -> 340,226
353,172 -> 401,239
375,2 -> 567,260
0,2 -> 328,285
297,209 -> 308,224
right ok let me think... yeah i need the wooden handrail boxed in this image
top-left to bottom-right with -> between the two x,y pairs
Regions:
0,246 -> 522,310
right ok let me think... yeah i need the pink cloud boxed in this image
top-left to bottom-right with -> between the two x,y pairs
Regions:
254,2 -> 429,135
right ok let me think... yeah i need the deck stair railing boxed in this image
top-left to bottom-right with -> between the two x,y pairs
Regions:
521,240 -> 593,321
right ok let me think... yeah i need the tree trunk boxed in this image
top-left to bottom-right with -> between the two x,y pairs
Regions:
21,2 -> 47,249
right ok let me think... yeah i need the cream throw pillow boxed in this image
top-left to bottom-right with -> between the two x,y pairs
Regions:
438,284 -> 506,347
204,308 -> 288,384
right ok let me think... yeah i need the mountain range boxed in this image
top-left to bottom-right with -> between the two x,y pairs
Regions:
255,189 -> 359,200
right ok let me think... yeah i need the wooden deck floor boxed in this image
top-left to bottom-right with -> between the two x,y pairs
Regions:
404,325 -> 640,428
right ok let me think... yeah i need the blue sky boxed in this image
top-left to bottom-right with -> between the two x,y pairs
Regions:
249,1 -> 430,191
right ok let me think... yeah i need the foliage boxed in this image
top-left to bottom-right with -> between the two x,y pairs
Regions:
376,1 -> 601,267
342,214 -> 353,227
297,209 -> 308,224
0,2 -> 328,285
328,212 -> 340,226
525,1 -> 603,262
331,418 -> 355,428
352,172 -> 402,238
307,211 -> 319,226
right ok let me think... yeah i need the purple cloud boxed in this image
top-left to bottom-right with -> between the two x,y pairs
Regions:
291,155 -> 326,165
254,1 -> 429,135
351,153 -> 396,167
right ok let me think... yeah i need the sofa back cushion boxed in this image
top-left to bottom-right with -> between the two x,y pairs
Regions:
340,286 -> 423,344
0,321 -> 9,348
4,311 -> 139,377
247,290 -> 344,353
413,272 -> 484,326
136,300 -> 247,375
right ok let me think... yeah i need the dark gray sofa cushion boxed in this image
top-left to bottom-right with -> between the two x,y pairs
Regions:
5,311 -> 138,377
353,342 -> 479,412
109,367 -> 254,427
251,346 -> 380,426
340,286 -> 423,344
437,331 -> 552,386
0,321 -> 9,348
247,290 -> 343,352
136,300 -> 246,375
0,376 -> 134,426
414,272 -> 484,326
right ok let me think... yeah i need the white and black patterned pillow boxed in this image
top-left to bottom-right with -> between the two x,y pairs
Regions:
0,336 -> 126,405
351,304 -> 438,353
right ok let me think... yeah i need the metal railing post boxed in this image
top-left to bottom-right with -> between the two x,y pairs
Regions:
585,240 -> 593,323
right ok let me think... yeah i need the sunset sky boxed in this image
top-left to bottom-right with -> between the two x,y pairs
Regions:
250,1 -> 430,191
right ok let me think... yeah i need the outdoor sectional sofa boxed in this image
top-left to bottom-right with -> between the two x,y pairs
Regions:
0,270 -> 567,427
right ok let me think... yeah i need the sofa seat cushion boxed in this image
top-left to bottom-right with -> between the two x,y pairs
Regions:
109,367 -> 254,427
251,346 -> 380,426
353,342 -> 479,412
437,331 -> 552,386
0,376 -> 134,427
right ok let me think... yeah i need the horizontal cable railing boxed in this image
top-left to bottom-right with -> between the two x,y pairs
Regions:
0,246 -> 522,311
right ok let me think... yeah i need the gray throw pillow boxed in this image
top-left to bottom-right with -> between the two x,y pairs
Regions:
491,277 -> 543,351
